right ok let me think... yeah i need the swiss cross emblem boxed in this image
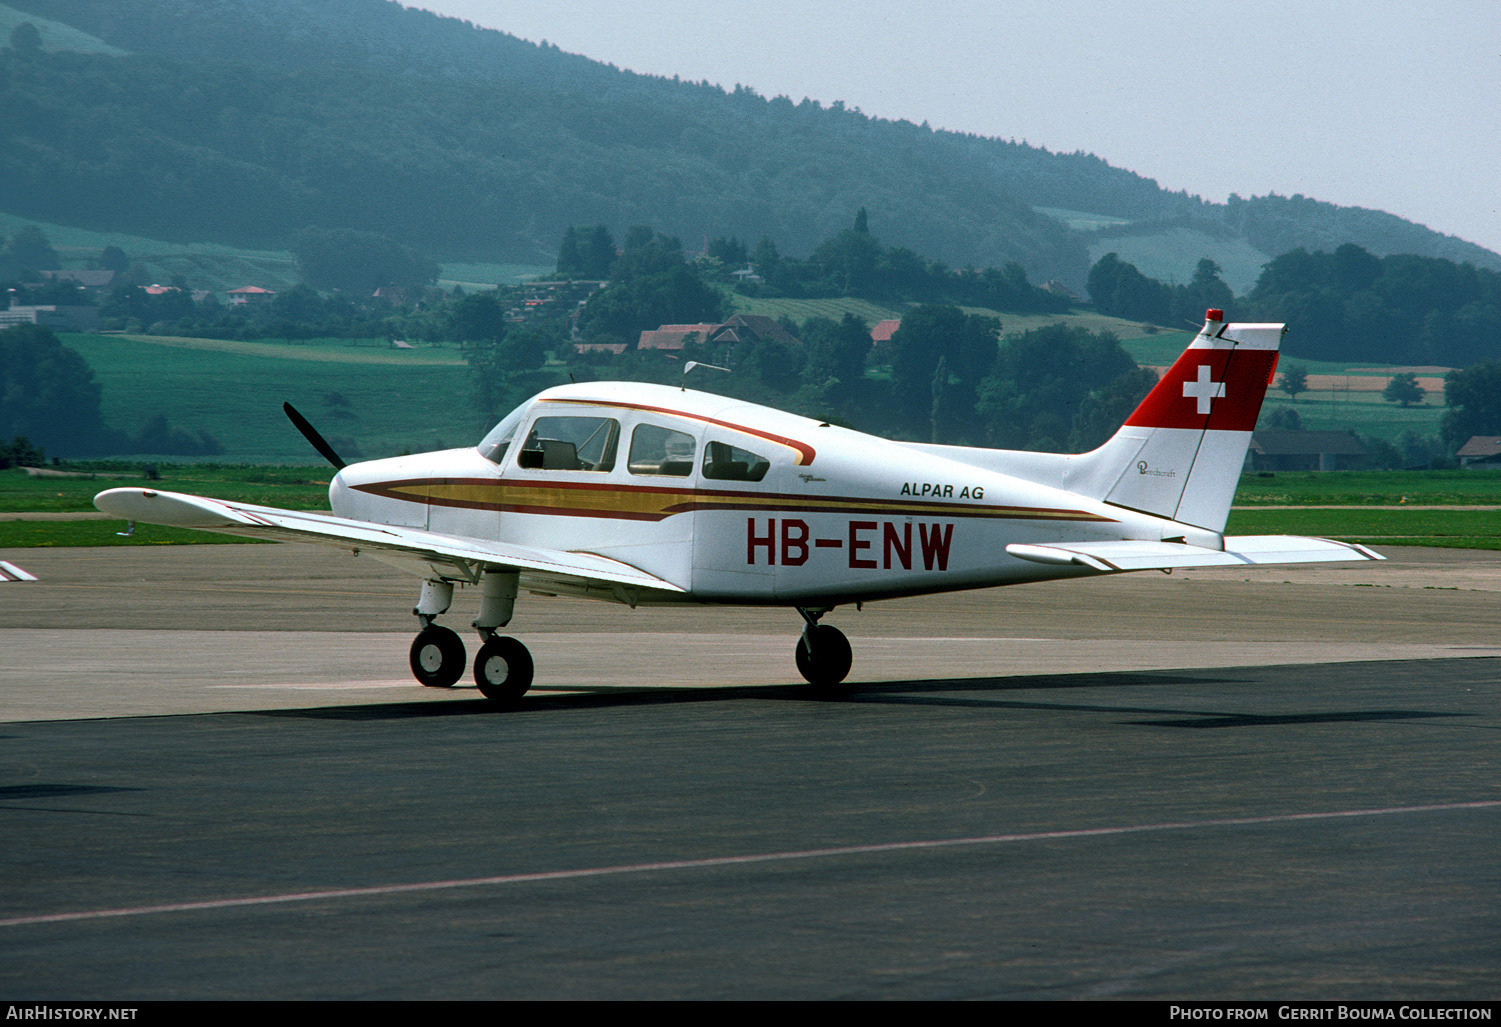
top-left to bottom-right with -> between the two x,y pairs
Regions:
1183,365 -> 1226,415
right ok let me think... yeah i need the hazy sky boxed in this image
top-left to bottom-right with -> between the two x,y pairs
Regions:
421,1 -> 1501,255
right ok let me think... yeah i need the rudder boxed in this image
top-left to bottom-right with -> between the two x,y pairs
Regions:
1099,309 -> 1284,532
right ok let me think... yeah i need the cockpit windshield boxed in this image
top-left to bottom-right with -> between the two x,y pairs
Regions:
476,403 -> 528,465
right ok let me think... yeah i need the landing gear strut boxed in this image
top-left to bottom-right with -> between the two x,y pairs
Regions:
407,572 -> 535,704
470,569 -> 532,703
794,608 -> 852,686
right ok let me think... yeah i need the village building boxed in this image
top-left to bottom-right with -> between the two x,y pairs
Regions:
39,269 -> 115,291
631,314 -> 802,353
0,304 -> 100,332
1456,436 -> 1501,468
1247,430 -> 1367,472
227,286 -> 276,305
869,318 -> 901,344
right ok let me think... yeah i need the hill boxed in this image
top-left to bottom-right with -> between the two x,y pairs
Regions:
2,0 -> 1497,289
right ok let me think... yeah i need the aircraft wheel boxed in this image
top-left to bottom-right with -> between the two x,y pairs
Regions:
795,624 -> 852,686
409,625 -> 466,688
474,636 -> 534,703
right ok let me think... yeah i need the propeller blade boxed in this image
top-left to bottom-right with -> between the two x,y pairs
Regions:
283,402 -> 347,470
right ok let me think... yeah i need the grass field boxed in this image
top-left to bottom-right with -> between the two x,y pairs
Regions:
1234,470 -> 1501,506
1,465 -> 332,514
726,295 -> 904,325
1225,507 -> 1501,550
728,293 -> 1176,345
61,332 -> 491,463
0,520 -> 267,548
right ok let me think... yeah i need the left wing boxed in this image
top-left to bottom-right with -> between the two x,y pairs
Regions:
94,487 -> 686,600
1006,535 -> 1383,573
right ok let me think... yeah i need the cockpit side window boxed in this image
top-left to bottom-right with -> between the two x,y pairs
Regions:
628,423 -> 697,477
517,415 -> 619,471
702,440 -> 770,482
477,405 -> 528,465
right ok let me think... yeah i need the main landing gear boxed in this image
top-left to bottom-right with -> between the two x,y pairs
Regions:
795,608 -> 852,687
409,572 -> 534,704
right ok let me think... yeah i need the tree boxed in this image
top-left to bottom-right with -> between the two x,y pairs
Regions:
98,246 -> 130,273
1382,372 -> 1425,408
447,291 -> 507,343
577,265 -> 726,342
1086,253 -> 1172,324
1441,361 -> 1501,450
1278,363 -> 1309,401
977,325 -> 1138,451
0,436 -> 45,469
1069,366 -> 1160,451
8,21 -> 42,53
888,305 -> 1000,441
6,226 -> 60,271
0,324 -> 119,456
555,226 -> 582,278
291,228 -> 438,296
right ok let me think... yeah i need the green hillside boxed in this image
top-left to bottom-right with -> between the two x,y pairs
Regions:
61,332 -> 489,463
3,0 -> 1496,287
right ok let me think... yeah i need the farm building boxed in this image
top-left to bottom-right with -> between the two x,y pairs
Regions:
1456,437 -> 1501,468
1247,430 -> 1367,472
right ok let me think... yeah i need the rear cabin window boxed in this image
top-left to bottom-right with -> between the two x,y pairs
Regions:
517,416 -> 619,471
702,440 -> 770,482
628,424 -> 696,477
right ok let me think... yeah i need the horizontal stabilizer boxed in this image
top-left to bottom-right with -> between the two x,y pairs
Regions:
93,487 -> 685,595
1006,535 -> 1383,574
0,560 -> 38,582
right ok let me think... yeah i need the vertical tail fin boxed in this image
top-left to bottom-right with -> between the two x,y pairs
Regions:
1095,310 -> 1284,532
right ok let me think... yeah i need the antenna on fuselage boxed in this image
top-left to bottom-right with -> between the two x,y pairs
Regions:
682,360 -> 730,391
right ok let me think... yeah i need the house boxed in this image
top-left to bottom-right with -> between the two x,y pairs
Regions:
39,269 -> 115,290
1456,437 -> 1501,468
707,314 -> 800,347
870,319 -> 901,344
227,286 -> 276,305
634,315 -> 802,353
637,323 -> 719,351
1247,430 -> 1367,472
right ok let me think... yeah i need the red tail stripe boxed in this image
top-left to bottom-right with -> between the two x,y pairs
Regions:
1123,348 -> 1276,433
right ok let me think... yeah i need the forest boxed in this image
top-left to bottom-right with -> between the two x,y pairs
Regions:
3,0 -> 1497,287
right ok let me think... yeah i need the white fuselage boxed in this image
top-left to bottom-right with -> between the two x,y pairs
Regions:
329,383 -> 1216,606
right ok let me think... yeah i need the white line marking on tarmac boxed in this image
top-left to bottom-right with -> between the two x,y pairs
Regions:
3,800 -> 1496,928
207,682 -> 422,690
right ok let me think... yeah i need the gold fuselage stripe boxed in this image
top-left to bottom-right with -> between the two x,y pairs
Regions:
351,478 -> 1115,524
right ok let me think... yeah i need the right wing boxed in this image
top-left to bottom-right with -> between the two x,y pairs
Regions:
1006,535 -> 1383,574
94,487 -> 686,603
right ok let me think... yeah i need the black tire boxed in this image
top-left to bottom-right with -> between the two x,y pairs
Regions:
474,636 -> 534,703
409,625 -> 466,688
794,624 -> 852,686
